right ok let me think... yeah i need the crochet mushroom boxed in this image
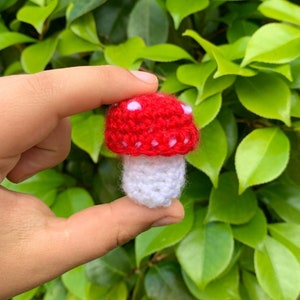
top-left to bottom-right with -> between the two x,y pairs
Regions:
105,92 -> 199,208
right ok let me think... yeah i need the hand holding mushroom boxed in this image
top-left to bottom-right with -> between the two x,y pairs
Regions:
105,93 -> 199,208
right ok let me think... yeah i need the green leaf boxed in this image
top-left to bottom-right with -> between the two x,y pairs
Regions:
140,43 -> 194,62
85,247 -> 131,286
227,20 -> 259,43
135,197 -> 194,266
176,222 -> 234,289
2,169 -> 75,206
235,127 -> 290,194
71,111 -> 105,163
12,287 -> 39,300
242,271 -> 272,300
21,35 -> 58,73
145,262 -> 194,300
259,0 -> 300,27
242,23 -> 300,66
186,120 -> 227,187
0,0 -> 19,12
0,32 -> 35,51
232,209 -> 267,248
177,61 -> 217,103
51,187 -> 94,217
259,176 -> 300,224
104,37 -> 145,69
70,12 -> 100,45
183,265 -> 240,300
127,0 -> 168,45
44,279 -> 67,300
179,89 -> 222,128
251,62 -> 292,81
290,91 -> 300,118
67,0 -> 107,24
166,0 -> 209,29
217,108 -> 238,159
255,236 -> 300,300
87,283 -> 127,300
57,29 -> 100,55
17,0 -> 58,34
235,74 -> 291,126
269,223 -> 300,263
62,266 -> 89,299
207,172 -> 258,225
183,30 -> 256,78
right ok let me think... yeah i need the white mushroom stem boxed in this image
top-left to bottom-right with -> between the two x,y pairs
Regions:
122,155 -> 186,208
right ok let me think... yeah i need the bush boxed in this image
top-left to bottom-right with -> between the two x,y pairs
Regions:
2,0 -> 300,299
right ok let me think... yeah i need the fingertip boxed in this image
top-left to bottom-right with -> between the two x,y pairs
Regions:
130,71 -> 158,85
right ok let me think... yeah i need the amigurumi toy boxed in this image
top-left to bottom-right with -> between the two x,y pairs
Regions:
105,92 -> 199,208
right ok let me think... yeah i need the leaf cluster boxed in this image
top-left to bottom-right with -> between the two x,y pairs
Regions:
1,0 -> 300,299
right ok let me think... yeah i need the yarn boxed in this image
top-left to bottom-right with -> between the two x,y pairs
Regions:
122,155 -> 185,208
104,92 -> 199,208
105,93 -> 199,156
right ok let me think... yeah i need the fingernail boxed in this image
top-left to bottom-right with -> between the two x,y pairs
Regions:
130,71 -> 158,84
151,216 -> 183,227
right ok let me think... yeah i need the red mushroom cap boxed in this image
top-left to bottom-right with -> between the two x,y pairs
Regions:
105,93 -> 199,156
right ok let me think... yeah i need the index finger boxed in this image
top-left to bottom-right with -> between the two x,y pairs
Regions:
0,66 -> 158,156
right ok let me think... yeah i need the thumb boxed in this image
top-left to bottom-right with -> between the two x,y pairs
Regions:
56,197 -> 184,269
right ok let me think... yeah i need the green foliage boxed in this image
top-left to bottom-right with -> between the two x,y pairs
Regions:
1,0 -> 300,299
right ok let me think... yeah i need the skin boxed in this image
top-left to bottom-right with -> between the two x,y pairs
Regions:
0,66 -> 184,299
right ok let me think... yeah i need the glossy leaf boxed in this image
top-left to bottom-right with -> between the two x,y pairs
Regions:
259,176 -> 300,224
179,89 -> 221,128
251,62 -> 292,81
235,127 -> 290,194
22,35 -> 58,73
183,30 -> 256,78
71,111 -> 105,163
61,265 -> 89,299
269,223 -> 300,263
227,20 -> 259,43
135,198 -> 193,266
0,0 -> 18,12
2,169 -> 75,206
17,0 -> 58,34
104,36 -> 144,69
242,271 -> 271,300
176,222 -> 234,289
235,74 -> 291,125
140,43 -> 194,62
183,265 -> 240,300
166,0 -> 209,29
145,262 -> 194,300
85,247 -> 131,286
127,0 -> 168,45
87,283 -> 127,300
259,0 -> 300,26
57,29 -> 100,55
12,287 -> 39,300
70,12 -> 100,45
51,187 -> 94,217
44,279 -> 67,300
207,172 -> 258,225
67,0 -> 107,24
255,236 -> 300,300
232,209 -> 267,248
217,108 -> 238,159
0,32 -> 35,51
186,120 -> 227,187
242,23 -> 300,66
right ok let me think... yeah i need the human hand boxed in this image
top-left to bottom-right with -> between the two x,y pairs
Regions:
0,66 -> 184,299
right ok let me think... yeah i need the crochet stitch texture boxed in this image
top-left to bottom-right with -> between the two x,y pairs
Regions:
105,93 -> 199,208
105,93 -> 199,156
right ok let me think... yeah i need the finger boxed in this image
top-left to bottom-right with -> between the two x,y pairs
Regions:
60,197 -> 184,266
0,194 -> 184,298
7,118 -> 71,183
0,66 -> 158,157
